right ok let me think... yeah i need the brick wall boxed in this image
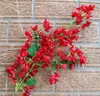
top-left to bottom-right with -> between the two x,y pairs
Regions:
0,0 -> 100,96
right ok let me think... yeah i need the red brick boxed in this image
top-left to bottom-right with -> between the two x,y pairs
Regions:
0,1 -> 32,18
0,22 -> 7,42
31,95 -> 63,96
34,69 -> 54,92
56,70 -> 100,92
0,44 -> 21,66
34,1 -> 77,19
0,71 -> 6,91
0,93 -> 63,96
80,47 -> 100,67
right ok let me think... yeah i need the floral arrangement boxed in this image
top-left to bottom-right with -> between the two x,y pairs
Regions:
6,4 -> 95,96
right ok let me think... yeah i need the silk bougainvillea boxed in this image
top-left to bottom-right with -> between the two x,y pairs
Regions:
6,4 -> 95,96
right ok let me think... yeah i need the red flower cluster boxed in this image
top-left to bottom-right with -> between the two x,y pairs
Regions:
72,5 -> 95,29
6,31 -> 32,84
49,72 -> 60,85
22,86 -> 35,96
43,19 -> 52,32
54,27 -> 80,46
6,4 -> 95,96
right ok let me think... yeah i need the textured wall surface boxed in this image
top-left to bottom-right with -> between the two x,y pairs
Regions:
0,0 -> 100,96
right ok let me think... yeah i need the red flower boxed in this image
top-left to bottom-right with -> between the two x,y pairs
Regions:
22,93 -> 28,96
80,56 -> 87,65
87,13 -> 92,19
26,85 -> 35,90
54,29 -> 61,38
76,18 -> 82,25
49,72 -> 60,85
55,72 -> 60,77
43,19 -> 52,32
22,85 -> 35,96
15,55 -> 23,65
6,66 -> 15,75
72,12 -> 78,18
13,61 -> 20,69
9,75 -> 18,84
30,69 -> 38,76
21,51 -> 29,57
81,21 -> 92,30
58,36 -> 69,46
25,31 -> 32,41
81,5 -> 95,13
31,25 -> 38,31
58,51 -> 70,61
20,40 -> 31,53
24,40 -> 31,49
22,63 -> 30,73
20,46 -> 27,52
56,64 -> 61,69
72,12 -> 83,25
72,5 -> 95,26
71,64 -> 76,69
42,62 -> 50,68
43,55 -> 51,63
20,72 -> 26,79
62,64 -> 68,69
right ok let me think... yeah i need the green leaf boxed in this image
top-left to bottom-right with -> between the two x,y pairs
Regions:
71,19 -> 76,25
35,43 -> 40,51
51,61 -> 62,70
17,64 -> 22,71
60,60 -> 74,65
34,33 -> 40,39
52,61 -> 57,70
28,43 -> 40,57
51,60 -> 73,70
26,77 -> 36,86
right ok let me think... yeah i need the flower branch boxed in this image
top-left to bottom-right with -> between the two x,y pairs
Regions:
6,4 -> 95,96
